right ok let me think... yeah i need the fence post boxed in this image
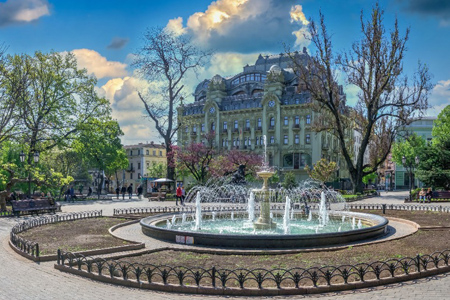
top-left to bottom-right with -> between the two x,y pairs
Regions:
382,204 -> 386,214
416,254 -> 421,273
35,244 -> 39,257
212,266 -> 216,288
57,249 -> 61,265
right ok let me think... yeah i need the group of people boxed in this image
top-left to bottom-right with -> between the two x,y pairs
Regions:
176,185 -> 186,205
418,188 -> 433,203
115,183 -> 143,200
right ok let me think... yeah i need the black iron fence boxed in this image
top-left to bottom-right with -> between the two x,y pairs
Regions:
57,249 -> 450,291
10,210 -> 103,258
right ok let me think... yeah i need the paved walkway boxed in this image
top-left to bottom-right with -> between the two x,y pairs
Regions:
1,190 -> 450,300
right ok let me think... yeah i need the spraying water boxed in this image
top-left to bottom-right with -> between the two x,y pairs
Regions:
181,213 -> 186,225
171,215 -> 176,225
357,219 -> 362,229
319,192 -> 329,226
248,192 -> 255,221
283,196 -> 291,234
194,192 -> 202,230
307,210 -> 312,221
166,219 -> 172,230
352,217 -> 356,230
212,211 -> 216,221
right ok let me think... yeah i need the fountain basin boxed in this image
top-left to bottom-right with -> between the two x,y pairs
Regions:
140,211 -> 389,249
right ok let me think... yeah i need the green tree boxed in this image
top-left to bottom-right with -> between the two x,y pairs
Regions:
362,167 -> 377,186
73,119 -> 128,198
282,171 -> 297,189
391,133 -> 426,168
288,3 -> 432,193
12,51 -> 110,173
432,105 -> 450,146
147,162 -> 166,178
305,159 -> 338,183
415,140 -> 450,190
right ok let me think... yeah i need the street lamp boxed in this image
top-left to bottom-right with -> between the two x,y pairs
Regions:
20,150 -> 39,198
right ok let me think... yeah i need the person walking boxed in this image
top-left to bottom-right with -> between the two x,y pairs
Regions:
181,186 -> 186,205
137,184 -> 143,200
87,186 -> 92,197
127,183 -> 133,199
121,185 -> 126,200
69,185 -> 75,203
176,186 -> 182,206
115,187 -> 120,199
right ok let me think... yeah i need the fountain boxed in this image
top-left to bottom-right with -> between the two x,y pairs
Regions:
140,135 -> 389,249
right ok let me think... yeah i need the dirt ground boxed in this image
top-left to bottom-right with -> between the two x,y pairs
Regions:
18,217 -> 132,255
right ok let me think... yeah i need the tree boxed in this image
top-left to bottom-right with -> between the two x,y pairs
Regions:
134,27 -> 212,180
282,171 -> 297,189
305,158 -> 338,183
432,105 -> 450,146
362,167 -> 377,186
147,162 -> 166,178
11,51 -> 110,175
415,140 -> 450,190
288,3 -> 432,193
73,119 -> 128,198
170,133 -> 215,184
209,149 -> 262,179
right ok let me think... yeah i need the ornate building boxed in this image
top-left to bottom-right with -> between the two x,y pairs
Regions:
177,50 -> 346,182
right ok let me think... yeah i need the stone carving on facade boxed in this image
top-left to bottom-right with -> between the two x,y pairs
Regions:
208,74 -> 226,92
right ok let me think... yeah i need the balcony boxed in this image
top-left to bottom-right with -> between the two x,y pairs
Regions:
233,128 -> 239,133
292,124 -> 300,130
244,127 -> 251,132
256,126 -> 262,131
222,129 -> 228,134
268,126 -> 275,132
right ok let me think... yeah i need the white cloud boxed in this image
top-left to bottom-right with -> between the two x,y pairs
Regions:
72,49 -> 128,79
165,0 -> 310,53
426,79 -> 450,117
0,0 -> 50,27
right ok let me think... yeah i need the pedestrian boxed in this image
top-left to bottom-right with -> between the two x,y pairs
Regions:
426,188 -> 433,203
87,186 -> 92,197
419,188 -> 426,203
121,185 -> 126,200
115,187 -> 120,199
137,184 -> 143,200
181,186 -> 186,205
69,185 -> 75,202
127,183 -> 133,199
176,185 -> 182,206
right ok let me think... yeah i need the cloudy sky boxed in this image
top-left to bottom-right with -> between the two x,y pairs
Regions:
1,0 -> 449,144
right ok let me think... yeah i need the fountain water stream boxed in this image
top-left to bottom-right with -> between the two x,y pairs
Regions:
194,192 -> 202,230
283,196 -> 291,234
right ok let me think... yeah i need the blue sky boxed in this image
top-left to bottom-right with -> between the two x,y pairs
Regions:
1,0 -> 449,144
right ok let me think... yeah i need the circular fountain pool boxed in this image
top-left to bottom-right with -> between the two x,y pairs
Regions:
141,210 -> 388,249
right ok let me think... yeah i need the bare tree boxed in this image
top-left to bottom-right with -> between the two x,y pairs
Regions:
288,3 -> 432,193
134,27 -> 212,180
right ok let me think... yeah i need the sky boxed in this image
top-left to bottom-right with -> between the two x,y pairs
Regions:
1,0 -> 449,145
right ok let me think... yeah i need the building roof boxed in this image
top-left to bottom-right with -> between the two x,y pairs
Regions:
124,142 -> 165,149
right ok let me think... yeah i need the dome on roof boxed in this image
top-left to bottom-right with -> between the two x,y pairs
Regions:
269,64 -> 282,74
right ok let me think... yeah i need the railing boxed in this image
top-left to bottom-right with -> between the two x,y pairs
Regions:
345,203 -> 450,213
113,204 -> 323,217
10,210 -> 103,259
56,249 -> 450,294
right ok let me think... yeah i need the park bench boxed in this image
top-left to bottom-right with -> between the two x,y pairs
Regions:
432,191 -> 450,200
148,192 -> 166,201
11,198 -> 61,217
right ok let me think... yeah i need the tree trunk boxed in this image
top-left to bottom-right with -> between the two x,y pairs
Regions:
351,170 -> 365,194
0,195 -> 7,211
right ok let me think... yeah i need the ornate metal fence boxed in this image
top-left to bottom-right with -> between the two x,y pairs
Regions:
10,210 -> 103,258
57,249 -> 450,292
346,203 -> 450,213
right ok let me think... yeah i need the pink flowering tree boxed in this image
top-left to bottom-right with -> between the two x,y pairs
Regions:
170,132 -> 216,183
209,149 -> 262,179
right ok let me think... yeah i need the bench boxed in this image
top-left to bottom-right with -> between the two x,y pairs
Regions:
148,192 -> 166,201
11,198 -> 61,216
432,191 -> 450,200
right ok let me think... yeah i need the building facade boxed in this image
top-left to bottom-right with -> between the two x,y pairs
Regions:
177,51 -> 347,183
394,117 -> 436,189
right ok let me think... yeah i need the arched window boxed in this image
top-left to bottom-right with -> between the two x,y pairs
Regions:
211,122 -> 215,131
270,117 -> 275,127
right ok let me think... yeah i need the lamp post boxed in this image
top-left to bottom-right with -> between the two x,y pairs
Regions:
20,151 -> 39,198
402,155 -> 420,202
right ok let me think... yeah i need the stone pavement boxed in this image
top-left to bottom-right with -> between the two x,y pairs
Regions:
1,190 -> 450,300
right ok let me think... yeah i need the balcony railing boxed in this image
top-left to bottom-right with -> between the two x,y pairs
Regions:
292,124 -> 300,130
